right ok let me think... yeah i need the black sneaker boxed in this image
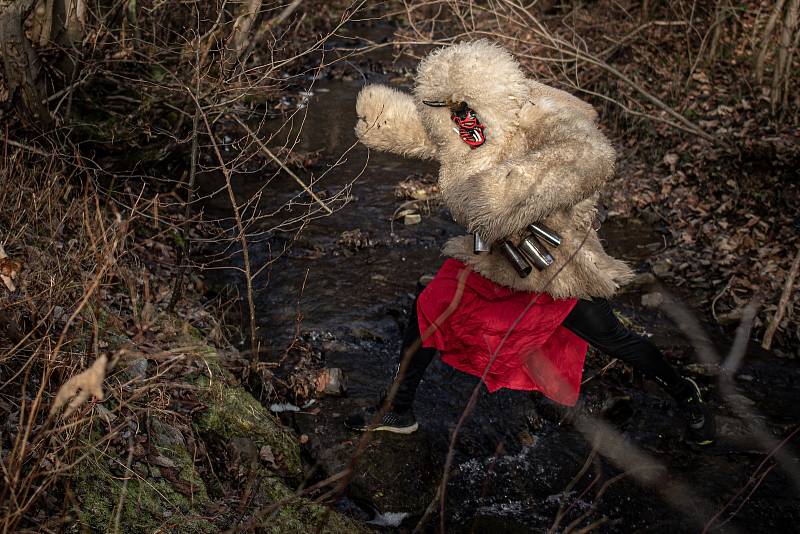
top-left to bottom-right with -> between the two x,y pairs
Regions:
344,403 -> 418,434
676,378 -> 716,446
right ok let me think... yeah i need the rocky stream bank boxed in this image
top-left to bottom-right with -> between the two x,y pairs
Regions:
195,73 -> 800,532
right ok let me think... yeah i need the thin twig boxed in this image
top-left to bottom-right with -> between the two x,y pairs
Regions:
199,110 -> 260,362
761,247 -> 800,350
233,116 -> 333,215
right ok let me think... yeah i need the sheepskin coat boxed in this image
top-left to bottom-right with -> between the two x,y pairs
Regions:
354,40 -> 633,299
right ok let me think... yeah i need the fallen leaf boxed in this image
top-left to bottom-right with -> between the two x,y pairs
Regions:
0,258 -> 22,278
51,355 -> 107,416
0,245 -> 21,292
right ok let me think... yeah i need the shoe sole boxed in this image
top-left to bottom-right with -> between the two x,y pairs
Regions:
370,422 -> 419,434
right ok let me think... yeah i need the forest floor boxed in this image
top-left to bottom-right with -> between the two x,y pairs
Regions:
1,1 -> 798,533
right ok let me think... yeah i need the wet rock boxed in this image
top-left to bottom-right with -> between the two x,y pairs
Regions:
403,213 -> 421,225
724,393 -> 757,411
295,402 -> 438,515
651,261 -> 671,277
601,396 -> 634,426
641,292 -> 664,308
683,362 -> 720,377
531,396 -> 573,424
715,415 -> 756,440
351,432 -> 437,512
316,367 -> 347,395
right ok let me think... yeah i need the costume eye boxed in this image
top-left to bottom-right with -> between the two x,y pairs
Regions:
450,101 -> 468,115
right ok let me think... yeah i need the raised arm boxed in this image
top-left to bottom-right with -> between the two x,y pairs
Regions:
354,84 -> 438,160
446,99 -> 615,244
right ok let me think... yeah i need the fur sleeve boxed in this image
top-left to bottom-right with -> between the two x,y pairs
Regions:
354,84 -> 438,160
449,101 -> 615,244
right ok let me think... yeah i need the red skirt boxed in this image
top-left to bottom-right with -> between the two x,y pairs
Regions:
417,259 -> 588,406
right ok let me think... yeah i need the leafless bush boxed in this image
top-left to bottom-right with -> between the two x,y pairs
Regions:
0,153 -> 137,530
0,0 -> 372,530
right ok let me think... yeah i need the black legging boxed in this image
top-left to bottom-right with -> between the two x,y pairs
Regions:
390,296 -> 685,412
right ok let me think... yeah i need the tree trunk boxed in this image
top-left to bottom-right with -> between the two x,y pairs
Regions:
226,0 -> 263,65
0,0 -> 52,128
771,0 -> 799,111
755,0 -> 787,82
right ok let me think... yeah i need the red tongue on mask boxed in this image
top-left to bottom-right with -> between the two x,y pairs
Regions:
451,108 -> 486,149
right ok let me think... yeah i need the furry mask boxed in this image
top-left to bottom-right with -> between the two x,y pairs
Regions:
414,40 -> 529,151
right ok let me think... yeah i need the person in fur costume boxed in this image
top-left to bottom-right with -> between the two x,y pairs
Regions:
345,41 -> 715,446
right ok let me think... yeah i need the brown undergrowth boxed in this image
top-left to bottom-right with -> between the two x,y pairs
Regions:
0,1 -> 375,530
0,153 -> 202,530
0,150 -> 365,532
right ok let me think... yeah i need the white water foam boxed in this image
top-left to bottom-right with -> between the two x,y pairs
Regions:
368,512 -> 409,527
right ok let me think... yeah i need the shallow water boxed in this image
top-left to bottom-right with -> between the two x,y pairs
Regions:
197,70 -> 800,533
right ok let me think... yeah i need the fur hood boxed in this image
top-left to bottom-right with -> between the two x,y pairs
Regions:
354,40 -> 633,299
414,40 -> 528,157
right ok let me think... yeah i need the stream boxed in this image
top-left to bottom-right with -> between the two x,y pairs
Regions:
195,58 -> 800,533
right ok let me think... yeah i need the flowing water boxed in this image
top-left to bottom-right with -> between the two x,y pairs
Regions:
196,59 -> 799,533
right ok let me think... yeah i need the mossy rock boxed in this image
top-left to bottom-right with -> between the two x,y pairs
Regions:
73,427 -> 216,533
72,327 -> 367,533
193,371 -> 302,481
190,348 -> 371,533
250,475 -> 372,534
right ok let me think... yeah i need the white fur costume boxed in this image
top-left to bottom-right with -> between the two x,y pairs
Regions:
355,41 -> 633,299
